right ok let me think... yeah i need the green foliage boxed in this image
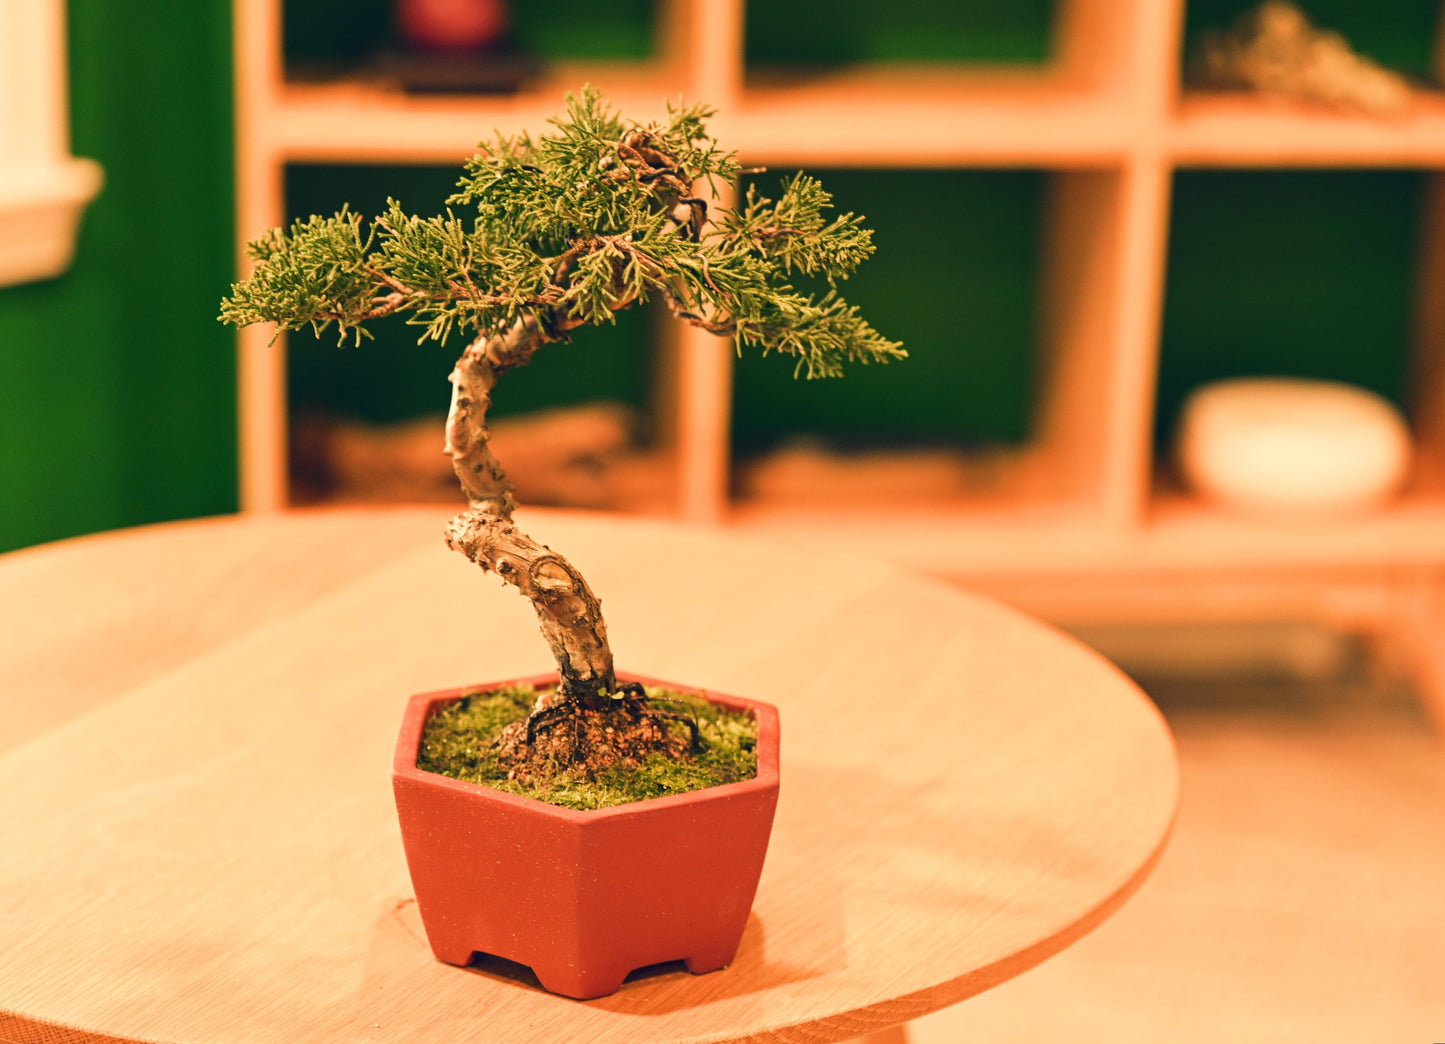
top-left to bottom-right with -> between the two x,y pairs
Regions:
718,175 -> 873,282
220,206 -> 377,344
417,684 -> 760,810
221,85 -> 902,379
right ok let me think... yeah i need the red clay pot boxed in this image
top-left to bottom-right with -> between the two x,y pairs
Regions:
391,671 -> 780,1000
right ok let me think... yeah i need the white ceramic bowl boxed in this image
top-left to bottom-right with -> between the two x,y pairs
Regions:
1175,377 -> 1412,515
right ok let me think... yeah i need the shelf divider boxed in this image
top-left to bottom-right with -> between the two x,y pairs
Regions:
1413,8 -> 1445,494
235,0 -> 288,512
1035,167 -> 1130,515
1106,155 -> 1173,528
1410,180 -> 1445,499
676,176 -> 738,525
680,0 -> 743,111
676,326 -> 734,525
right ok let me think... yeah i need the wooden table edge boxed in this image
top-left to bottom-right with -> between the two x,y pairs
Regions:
793,810 -> 1177,1044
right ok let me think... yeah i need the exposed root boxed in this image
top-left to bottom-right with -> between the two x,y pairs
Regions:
494,688 -> 704,786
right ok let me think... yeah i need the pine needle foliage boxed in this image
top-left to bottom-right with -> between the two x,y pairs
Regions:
220,86 -> 902,378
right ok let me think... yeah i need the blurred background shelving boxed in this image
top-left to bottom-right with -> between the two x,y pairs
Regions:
237,0 -> 1445,723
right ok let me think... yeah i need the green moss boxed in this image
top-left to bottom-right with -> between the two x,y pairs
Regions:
416,684 -> 760,811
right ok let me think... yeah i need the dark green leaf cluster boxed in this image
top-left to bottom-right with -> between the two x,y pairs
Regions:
718,175 -> 874,283
448,89 -> 738,254
218,207 -> 379,344
219,86 -> 903,378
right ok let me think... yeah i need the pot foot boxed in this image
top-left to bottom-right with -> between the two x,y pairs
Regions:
427,937 -> 478,967
683,947 -> 738,976
532,961 -> 630,1001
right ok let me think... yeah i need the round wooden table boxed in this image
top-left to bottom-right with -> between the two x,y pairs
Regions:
0,508 -> 1177,1043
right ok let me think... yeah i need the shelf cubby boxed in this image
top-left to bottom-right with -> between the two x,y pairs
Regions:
730,168 -> 1041,487
1155,168 -> 1421,453
280,163 -> 672,509
1146,166 -> 1445,569
1178,0 -> 1442,86
1171,0 -> 1445,166
730,161 -> 1156,571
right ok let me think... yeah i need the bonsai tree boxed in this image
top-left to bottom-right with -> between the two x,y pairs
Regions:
221,87 -> 901,781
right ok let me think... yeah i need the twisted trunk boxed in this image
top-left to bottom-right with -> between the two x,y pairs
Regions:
442,315 -> 617,709
439,127 -> 707,732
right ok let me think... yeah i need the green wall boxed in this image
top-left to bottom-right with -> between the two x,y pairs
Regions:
732,169 -> 1041,456
746,0 -> 1054,67
0,1 -> 236,554
1157,170 -> 1422,449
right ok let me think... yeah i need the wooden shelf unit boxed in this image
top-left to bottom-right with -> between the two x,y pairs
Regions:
236,0 -> 1445,719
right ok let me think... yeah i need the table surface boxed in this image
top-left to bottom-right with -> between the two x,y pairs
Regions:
0,508 -> 1177,1044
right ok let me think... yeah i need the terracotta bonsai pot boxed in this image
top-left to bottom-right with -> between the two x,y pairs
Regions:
391,671 -> 780,1000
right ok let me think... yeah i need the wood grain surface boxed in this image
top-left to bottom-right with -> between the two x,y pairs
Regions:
0,508 -> 1177,1043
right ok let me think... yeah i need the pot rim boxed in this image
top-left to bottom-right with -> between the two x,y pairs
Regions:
392,670 -> 780,821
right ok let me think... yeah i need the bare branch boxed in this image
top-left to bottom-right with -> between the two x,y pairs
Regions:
664,292 -> 736,335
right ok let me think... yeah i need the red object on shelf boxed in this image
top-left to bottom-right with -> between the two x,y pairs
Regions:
395,0 -> 507,51
391,671 -> 781,1000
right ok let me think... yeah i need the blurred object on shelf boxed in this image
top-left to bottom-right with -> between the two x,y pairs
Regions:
1175,377 -> 1412,515
396,0 -> 507,51
1189,1 -> 1412,115
292,402 -> 672,510
737,437 -> 999,506
379,0 -> 538,93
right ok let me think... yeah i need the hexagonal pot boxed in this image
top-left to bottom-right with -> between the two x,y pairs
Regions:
391,671 -> 780,1000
